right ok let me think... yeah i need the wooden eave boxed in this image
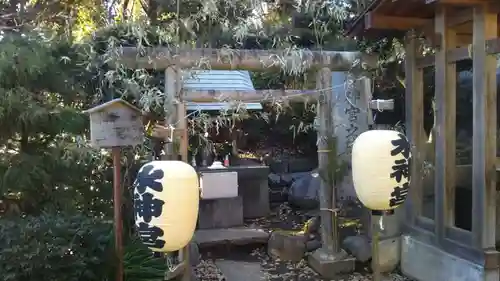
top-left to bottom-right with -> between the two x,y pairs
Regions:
346,0 -> 436,38
345,0 -> 384,38
346,0 -> 499,39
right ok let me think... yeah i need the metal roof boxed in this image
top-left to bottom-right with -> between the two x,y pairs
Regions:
182,70 -> 262,111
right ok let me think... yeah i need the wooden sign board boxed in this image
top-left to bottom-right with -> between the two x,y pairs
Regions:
84,99 -> 144,148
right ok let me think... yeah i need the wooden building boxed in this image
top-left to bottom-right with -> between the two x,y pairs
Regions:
347,1 -> 500,280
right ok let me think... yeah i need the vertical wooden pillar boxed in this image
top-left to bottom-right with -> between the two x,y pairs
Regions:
316,67 -> 336,252
176,70 -> 189,162
404,31 -> 424,224
164,66 -> 179,160
177,101 -> 188,162
434,6 -> 457,242
472,5 -> 497,249
176,69 -> 191,281
164,66 -> 192,281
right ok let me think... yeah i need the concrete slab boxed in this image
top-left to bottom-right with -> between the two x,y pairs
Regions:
198,196 -> 243,229
401,235 -> 499,281
195,227 -> 269,248
215,260 -> 266,281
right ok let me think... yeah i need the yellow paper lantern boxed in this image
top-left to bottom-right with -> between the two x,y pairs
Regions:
133,160 -> 199,252
351,130 -> 411,211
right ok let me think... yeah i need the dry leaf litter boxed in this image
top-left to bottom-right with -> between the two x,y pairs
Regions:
194,202 -> 414,281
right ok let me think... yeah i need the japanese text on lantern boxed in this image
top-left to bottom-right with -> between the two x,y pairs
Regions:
133,164 -> 166,249
388,133 -> 411,207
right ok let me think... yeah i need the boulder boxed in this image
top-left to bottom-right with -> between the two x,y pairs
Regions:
305,239 -> 322,252
342,235 -> 371,262
342,235 -> 401,273
267,231 -> 307,262
281,172 -> 310,186
303,216 -> 321,235
287,170 -> 320,209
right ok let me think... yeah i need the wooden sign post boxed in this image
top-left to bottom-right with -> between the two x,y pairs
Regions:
84,99 -> 144,281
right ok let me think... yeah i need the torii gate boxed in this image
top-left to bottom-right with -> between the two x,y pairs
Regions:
118,46 -> 374,279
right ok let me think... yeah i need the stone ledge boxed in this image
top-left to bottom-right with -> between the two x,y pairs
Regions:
195,227 -> 269,248
401,235 -> 499,281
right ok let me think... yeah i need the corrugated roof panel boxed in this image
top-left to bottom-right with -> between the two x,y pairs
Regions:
182,70 -> 260,111
186,102 -> 263,111
183,70 -> 255,91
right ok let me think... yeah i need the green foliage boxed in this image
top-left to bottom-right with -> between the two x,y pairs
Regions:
0,2 -> 373,279
238,101 -> 318,155
123,238 -> 168,281
0,35 -> 106,215
0,2 -> 384,281
0,213 -> 114,281
0,32 -> 152,217
0,213 -> 168,281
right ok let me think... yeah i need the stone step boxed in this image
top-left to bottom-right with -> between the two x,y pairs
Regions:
215,260 -> 266,281
194,227 -> 269,248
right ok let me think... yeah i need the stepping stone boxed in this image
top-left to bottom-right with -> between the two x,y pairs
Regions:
195,227 -> 269,248
215,260 -> 266,281
267,231 -> 307,262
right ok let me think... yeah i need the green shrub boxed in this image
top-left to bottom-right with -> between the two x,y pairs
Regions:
0,213 -> 113,281
0,213 -> 169,281
123,238 -> 168,281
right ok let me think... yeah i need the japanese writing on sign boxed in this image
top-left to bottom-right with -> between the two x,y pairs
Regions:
344,88 -> 361,154
133,164 -> 166,249
388,133 -> 411,207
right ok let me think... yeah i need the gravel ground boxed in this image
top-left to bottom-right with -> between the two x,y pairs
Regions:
194,246 -> 412,281
194,260 -> 225,281
194,203 -> 413,281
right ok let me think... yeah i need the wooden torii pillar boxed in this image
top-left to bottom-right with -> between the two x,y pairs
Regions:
120,47 -> 371,279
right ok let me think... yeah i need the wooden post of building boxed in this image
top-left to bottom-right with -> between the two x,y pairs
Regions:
434,6 -> 457,242
471,4 -> 497,250
404,31 -> 424,224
